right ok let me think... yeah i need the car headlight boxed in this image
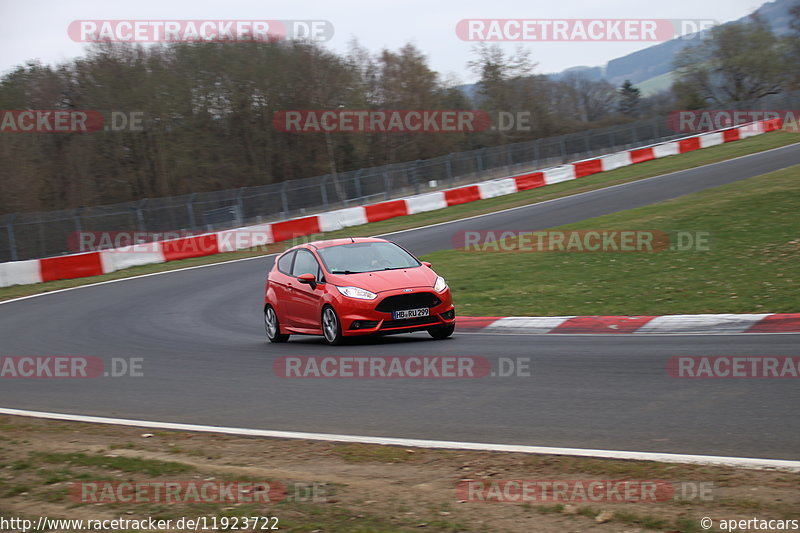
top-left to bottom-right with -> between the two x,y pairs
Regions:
336,286 -> 378,300
433,276 -> 447,292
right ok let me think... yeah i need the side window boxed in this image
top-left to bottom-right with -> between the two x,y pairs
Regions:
277,251 -> 295,275
292,249 -> 320,278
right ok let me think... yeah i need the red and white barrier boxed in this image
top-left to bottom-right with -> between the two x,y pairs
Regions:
0,259 -> 41,287
365,199 -> 408,223
216,224 -> 273,253
653,141 -> 680,158
0,119 -> 783,288
405,191 -> 447,214
456,313 -> 800,334
318,207 -> 369,232
600,152 -> 632,171
543,165 -> 576,184
100,244 -> 166,274
477,177 -> 518,199
699,131 -> 724,148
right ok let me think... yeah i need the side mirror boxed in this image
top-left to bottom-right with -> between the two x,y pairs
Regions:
421,261 -> 432,268
297,273 -> 316,285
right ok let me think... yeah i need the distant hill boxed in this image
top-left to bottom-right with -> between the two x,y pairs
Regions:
458,0 -> 797,97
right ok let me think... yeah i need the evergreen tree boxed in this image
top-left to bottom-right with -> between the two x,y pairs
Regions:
618,80 -> 641,117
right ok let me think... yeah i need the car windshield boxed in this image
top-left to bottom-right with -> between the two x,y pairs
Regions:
318,242 -> 420,274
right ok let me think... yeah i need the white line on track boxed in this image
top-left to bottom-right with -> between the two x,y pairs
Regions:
1,408 -> 798,471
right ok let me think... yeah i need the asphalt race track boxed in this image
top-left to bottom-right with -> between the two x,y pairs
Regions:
1,143 -> 799,460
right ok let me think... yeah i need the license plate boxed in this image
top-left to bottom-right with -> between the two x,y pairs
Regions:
393,307 -> 430,320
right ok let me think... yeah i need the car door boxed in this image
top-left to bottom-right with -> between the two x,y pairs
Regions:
270,250 -> 296,325
288,248 -> 325,330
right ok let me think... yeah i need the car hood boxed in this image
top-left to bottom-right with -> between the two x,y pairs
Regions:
327,266 -> 438,293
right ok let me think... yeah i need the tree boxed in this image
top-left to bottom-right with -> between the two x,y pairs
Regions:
618,80 -> 641,117
558,73 -> 618,122
672,17 -> 787,106
781,3 -> 800,90
467,44 -> 551,141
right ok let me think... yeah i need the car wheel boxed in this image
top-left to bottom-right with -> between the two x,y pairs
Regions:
321,305 -> 344,345
428,323 -> 455,340
265,305 -> 289,343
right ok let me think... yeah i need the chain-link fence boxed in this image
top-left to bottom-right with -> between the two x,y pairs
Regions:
1,95 -> 795,262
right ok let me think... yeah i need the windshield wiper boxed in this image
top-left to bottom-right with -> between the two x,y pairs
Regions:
330,270 -> 359,274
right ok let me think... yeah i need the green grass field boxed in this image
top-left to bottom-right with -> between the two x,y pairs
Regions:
0,131 -> 797,303
424,165 -> 800,316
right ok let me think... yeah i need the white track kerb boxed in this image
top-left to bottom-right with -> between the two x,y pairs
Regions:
456,313 -> 800,335
1,408 -> 798,471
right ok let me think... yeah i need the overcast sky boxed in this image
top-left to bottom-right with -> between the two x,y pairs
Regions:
0,0 -> 766,83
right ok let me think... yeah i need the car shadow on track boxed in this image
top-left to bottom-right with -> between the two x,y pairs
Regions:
265,332 -> 458,348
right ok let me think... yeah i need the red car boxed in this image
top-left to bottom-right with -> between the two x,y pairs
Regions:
264,237 -> 455,345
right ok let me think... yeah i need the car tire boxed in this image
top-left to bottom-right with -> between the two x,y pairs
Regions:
265,305 -> 290,343
321,305 -> 344,346
428,323 -> 455,340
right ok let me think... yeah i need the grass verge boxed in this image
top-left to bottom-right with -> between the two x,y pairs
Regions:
424,164 -> 800,316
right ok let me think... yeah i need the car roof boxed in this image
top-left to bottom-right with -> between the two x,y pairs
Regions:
290,237 -> 389,252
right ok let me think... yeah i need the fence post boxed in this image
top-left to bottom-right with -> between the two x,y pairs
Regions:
533,139 -> 540,168
186,193 -> 196,231
236,188 -> 246,226
559,136 -> 567,163
652,117 -> 659,142
280,182 -> 289,218
584,130 -> 591,155
320,176 -> 328,209
135,199 -> 147,231
354,169 -> 363,201
73,208 -> 83,234
382,172 -> 392,200
6,215 -> 18,261
446,154 -> 454,186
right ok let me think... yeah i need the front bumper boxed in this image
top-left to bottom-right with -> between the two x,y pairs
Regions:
337,287 -> 455,336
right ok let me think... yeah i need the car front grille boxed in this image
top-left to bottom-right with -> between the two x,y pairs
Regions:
380,316 -> 440,329
375,292 -> 441,313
